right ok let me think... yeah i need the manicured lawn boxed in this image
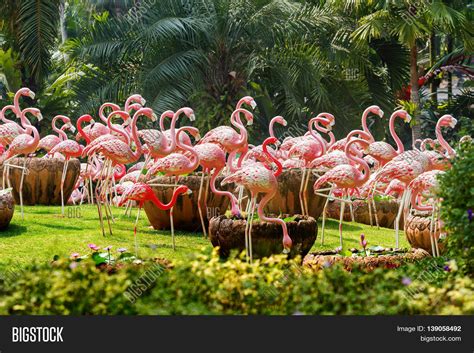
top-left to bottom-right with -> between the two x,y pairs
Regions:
0,204 -> 408,270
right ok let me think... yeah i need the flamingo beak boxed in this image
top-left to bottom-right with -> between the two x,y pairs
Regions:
250,100 -> 257,110
449,118 -> 457,128
28,91 -> 35,99
378,110 -> 384,118
282,119 -> 288,126
141,98 -> 146,106
330,120 -> 335,126
151,113 -> 158,122
90,119 -> 95,124
189,113 -> 196,122
37,113 -> 43,122
194,133 -> 201,142
246,118 -> 253,126
405,114 -> 412,123
185,189 -> 193,195
69,124 -> 76,133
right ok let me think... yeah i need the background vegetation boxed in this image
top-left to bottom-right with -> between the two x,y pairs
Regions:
0,0 -> 472,142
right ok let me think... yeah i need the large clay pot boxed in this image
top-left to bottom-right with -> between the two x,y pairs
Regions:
0,190 -> 14,229
142,174 -> 232,232
4,157 -> 80,205
326,199 -> 402,228
265,169 -> 328,220
208,214 -> 317,259
405,212 -> 445,255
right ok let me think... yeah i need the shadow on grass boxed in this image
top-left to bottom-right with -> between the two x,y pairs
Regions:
0,223 -> 28,237
33,222 -> 84,231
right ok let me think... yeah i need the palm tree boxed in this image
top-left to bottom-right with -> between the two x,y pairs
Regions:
68,0 -> 411,140
0,0 -> 61,91
348,0 -> 473,141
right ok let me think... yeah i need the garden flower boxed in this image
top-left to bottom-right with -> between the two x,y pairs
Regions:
69,262 -> 78,270
117,248 -> 127,253
88,243 -> 100,251
104,245 -> 113,251
70,252 -> 80,259
468,209 -> 473,222
335,246 -> 342,254
401,277 -> 412,286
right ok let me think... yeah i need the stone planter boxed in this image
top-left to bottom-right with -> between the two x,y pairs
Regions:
405,212 -> 445,256
0,189 -> 14,229
208,214 -> 317,258
303,248 -> 429,271
326,199 -> 402,228
142,174 -> 232,232
4,157 -> 80,206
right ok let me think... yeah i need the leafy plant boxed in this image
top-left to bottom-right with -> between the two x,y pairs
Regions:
438,140 -> 474,273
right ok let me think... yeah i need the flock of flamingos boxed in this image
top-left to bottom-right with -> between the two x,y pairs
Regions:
0,87 -> 460,259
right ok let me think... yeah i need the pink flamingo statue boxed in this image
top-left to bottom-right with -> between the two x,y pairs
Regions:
3,108 -> 42,218
49,126 -> 85,216
222,137 -> 293,262
38,115 -> 75,154
118,183 -> 189,255
147,121 -> 200,249
313,137 -> 372,247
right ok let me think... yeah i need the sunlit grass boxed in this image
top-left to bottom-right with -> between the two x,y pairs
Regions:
0,204 -> 408,270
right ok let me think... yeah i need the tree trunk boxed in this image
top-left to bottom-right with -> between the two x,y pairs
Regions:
447,34 -> 453,98
410,44 -> 421,142
430,32 -> 438,105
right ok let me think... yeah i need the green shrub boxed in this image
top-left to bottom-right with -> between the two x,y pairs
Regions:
1,252 -> 472,315
438,141 -> 474,273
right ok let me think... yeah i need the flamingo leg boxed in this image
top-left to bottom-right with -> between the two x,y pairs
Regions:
303,168 -> 311,217
368,197 -> 373,227
134,206 -> 141,257
197,171 -> 207,238
299,168 -> 306,216
429,203 -> 437,257
170,176 -> 179,251
248,197 -> 257,263
18,157 -> 28,220
338,191 -> 346,248
433,204 -> 440,257
394,190 -> 407,249
60,158 -> 68,216
89,176 -> 94,204
244,195 -> 254,263
372,198 -> 380,229
348,196 -> 355,222
320,185 -> 334,245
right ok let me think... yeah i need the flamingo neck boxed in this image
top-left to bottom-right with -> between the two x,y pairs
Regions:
231,109 -> 249,148
308,118 -> 328,155
149,186 -> 185,210
257,191 -> 291,248
107,116 -> 130,145
13,90 -> 26,117
99,103 -> 120,124
388,112 -> 405,154
435,121 -> 455,157
361,107 -> 374,140
263,139 -> 282,177
226,150 -> 239,173
210,166 -> 240,216
162,111 -> 180,154
52,116 -> 67,141
77,116 -> 92,145
345,139 -> 370,183
21,109 -> 39,150
176,129 -> 199,171
1,105 -> 17,124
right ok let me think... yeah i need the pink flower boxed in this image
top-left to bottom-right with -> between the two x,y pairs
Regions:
70,252 -> 80,259
88,243 -> 100,251
117,247 -> 127,253
104,245 -> 112,251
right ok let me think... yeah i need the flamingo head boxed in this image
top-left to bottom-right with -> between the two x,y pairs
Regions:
439,115 -> 457,129
18,87 -> 35,99
26,108 -> 43,122
240,109 -> 254,126
237,96 -> 257,110
177,107 -> 195,122
274,115 -> 287,127
318,112 -> 336,126
127,94 -> 146,106
393,109 -> 411,123
368,105 -> 384,118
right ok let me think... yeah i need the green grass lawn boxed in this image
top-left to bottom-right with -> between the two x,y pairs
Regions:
0,204 -> 408,271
